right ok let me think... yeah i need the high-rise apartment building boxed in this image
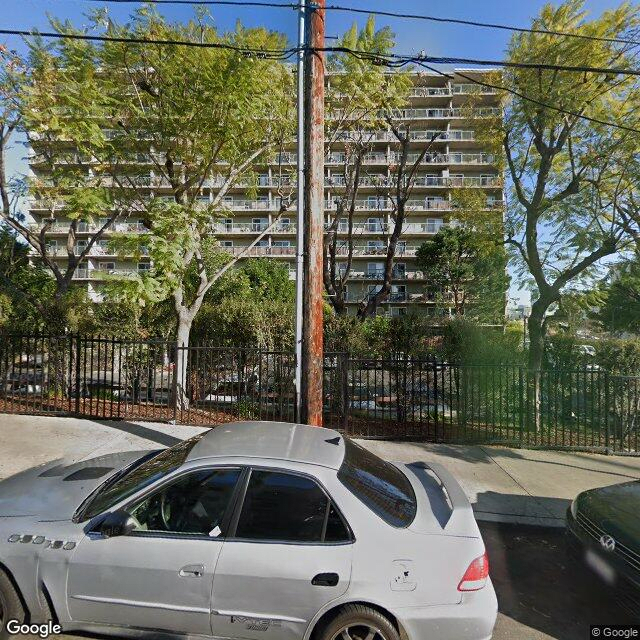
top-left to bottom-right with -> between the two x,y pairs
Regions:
28,70 -> 504,315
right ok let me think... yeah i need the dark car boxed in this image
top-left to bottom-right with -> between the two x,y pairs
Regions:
566,481 -> 640,615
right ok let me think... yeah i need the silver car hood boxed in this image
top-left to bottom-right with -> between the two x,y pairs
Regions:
0,451 -> 150,521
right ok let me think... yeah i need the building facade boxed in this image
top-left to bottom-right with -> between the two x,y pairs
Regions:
28,70 -> 504,315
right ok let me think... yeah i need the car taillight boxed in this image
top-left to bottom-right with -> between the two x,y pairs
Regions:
457,551 -> 489,592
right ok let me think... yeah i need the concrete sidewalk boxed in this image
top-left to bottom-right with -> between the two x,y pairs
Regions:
2,413 -> 640,527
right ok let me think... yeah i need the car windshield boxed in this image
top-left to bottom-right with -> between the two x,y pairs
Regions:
75,433 -> 206,521
337,438 -> 417,527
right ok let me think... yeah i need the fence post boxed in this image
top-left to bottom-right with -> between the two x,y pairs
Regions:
340,352 -> 349,432
75,333 -> 82,415
433,356 -> 439,441
518,367 -> 524,447
171,338 -> 179,423
604,371 -> 611,453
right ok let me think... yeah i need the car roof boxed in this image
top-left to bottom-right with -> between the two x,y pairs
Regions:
186,421 -> 346,470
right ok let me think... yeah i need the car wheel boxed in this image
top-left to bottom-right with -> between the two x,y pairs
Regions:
0,570 -> 25,640
320,604 -> 400,640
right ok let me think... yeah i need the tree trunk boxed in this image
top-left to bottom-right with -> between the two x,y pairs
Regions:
526,297 -> 554,433
174,312 -> 193,413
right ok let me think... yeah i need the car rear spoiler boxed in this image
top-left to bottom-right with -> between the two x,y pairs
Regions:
407,461 -> 477,536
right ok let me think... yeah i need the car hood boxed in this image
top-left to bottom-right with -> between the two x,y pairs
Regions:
578,480 -> 640,552
0,451 -> 151,521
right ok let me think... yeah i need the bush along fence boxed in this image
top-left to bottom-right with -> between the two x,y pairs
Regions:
0,334 -> 638,454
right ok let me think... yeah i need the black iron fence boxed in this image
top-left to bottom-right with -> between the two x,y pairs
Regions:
323,355 -> 639,454
0,334 -> 638,454
0,334 -> 295,425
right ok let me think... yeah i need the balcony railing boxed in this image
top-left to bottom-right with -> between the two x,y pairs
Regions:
452,84 -> 499,95
221,200 -> 273,211
224,246 -> 297,257
28,221 -> 147,234
334,130 -> 476,143
330,107 -> 500,121
72,267 -> 140,280
412,176 -> 502,188
214,222 -> 269,233
409,87 -> 452,97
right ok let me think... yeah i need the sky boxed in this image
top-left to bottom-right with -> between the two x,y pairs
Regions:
0,0 -> 620,306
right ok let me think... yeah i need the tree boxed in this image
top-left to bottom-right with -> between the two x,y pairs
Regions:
416,225 -> 508,320
495,0 -> 640,374
596,255 -> 640,333
323,18 -> 412,316
94,9 -> 294,407
192,259 -> 295,349
0,38 -> 130,332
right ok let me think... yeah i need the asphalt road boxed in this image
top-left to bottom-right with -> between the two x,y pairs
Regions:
483,522 -> 638,639
18,522 -> 638,640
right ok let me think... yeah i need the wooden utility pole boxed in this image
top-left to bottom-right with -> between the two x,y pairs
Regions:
300,0 -> 325,426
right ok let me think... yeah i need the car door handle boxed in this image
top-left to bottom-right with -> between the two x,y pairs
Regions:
312,573 -> 339,587
179,564 -> 205,578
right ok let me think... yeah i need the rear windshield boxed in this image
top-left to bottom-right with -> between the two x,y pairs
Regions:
75,433 -> 205,521
337,439 -> 416,527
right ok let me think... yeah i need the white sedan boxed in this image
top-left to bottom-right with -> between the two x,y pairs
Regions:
0,421 -> 497,640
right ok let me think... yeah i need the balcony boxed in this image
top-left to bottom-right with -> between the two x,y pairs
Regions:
224,246 -> 297,257
28,221 -> 147,234
412,176 -> 502,188
333,130 -> 475,143
410,87 -> 452,98
346,269 -> 424,281
221,200 -> 273,211
452,84 -> 499,95
325,198 -> 455,212
326,222 -> 389,234
72,267 -> 140,280
401,221 -> 447,234
214,222 -> 269,233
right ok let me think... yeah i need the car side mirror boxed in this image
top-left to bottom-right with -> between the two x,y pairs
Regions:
99,509 -> 137,538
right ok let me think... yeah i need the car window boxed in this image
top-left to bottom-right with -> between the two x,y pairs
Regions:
338,438 -> 417,527
324,503 -> 351,542
77,433 -> 206,521
235,470 -> 331,543
127,468 -> 241,536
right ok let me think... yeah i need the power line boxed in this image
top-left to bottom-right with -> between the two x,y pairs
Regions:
0,28 -> 298,59
74,0 -> 640,47
3,28 -> 640,78
2,27 -> 640,131
322,47 -> 640,78
82,0 -> 297,6
323,4 -> 640,48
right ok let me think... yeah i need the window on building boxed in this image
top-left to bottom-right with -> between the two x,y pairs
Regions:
425,218 -> 444,234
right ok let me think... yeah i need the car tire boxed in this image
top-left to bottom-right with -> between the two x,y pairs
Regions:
0,570 -> 25,640
319,604 -> 400,640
